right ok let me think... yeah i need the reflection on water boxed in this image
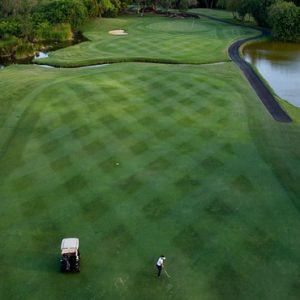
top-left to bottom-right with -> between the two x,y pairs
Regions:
243,41 -> 300,108
0,31 -> 87,67
34,51 -> 49,59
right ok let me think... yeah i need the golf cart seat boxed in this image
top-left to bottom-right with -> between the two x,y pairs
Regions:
60,238 -> 80,273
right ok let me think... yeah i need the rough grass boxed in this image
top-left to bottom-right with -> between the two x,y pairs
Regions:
34,14 -> 258,67
0,37 -> 18,56
1,61 -> 300,299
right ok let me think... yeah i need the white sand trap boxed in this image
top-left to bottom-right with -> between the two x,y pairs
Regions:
109,29 -> 128,36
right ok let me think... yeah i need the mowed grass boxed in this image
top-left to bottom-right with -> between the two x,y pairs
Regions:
1,61 -> 300,299
34,14 -> 258,67
188,8 -> 257,25
188,8 -> 235,21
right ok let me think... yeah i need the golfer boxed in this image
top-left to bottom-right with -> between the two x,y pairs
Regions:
156,255 -> 166,277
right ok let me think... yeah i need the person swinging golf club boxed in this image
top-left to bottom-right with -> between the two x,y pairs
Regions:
156,255 -> 166,277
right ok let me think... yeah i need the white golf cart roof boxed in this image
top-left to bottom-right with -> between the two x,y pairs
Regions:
61,238 -> 79,255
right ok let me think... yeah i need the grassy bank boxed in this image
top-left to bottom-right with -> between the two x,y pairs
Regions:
188,8 -> 257,26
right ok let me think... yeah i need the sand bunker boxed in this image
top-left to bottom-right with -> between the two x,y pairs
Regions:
109,29 -> 128,36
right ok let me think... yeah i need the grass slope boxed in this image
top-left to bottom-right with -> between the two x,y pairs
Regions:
1,62 -> 300,299
188,8 -> 256,25
34,15 -> 258,67
188,8 -> 235,21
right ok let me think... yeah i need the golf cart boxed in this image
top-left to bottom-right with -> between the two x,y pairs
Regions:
60,238 -> 80,273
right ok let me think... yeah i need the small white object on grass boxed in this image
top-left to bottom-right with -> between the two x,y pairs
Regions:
116,162 -> 120,166
109,30 -> 128,36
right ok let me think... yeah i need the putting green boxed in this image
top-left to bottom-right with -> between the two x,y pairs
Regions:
34,15 -> 259,67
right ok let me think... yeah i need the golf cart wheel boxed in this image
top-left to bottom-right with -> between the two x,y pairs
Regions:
60,262 -> 65,272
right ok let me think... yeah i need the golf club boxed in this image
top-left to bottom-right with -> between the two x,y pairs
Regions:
164,268 -> 171,278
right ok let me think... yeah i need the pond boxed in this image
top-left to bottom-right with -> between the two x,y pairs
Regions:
0,32 -> 87,67
243,40 -> 300,108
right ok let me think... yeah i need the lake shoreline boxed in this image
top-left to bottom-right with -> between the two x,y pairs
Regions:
243,40 -> 300,108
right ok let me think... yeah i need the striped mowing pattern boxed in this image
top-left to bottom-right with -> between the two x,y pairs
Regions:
1,62 -> 300,299
35,15 -> 259,67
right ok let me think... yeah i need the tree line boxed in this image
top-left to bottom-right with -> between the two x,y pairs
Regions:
0,0 -> 221,43
219,0 -> 300,42
0,0 -> 130,42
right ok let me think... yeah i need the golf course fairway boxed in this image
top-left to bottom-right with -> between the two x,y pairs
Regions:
1,14 -> 300,300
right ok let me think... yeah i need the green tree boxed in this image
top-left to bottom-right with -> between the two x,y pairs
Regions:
268,0 -> 300,42
216,0 -> 226,8
288,0 -> 300,5
83,0 -> 101,17
159,0 -> 173,11
0,0 -> 37,17
0,0 -> 21,17
175,0 -> 197,11
197,0 -> 217,7
226,0 -> 277,26
236,0 -> 252,21
38,0 -> 88,28
226,0 -> 240,18
21,15 -> 35,41
204,0 -> 216,8
244,0 -> 276,26
99,0 -> 122,16
0,19 -> 21,37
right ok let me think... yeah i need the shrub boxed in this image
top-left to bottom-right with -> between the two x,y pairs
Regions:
83,0 -> 100,17
216,0 -> 226,9
0,19 -> 22,38
50,23 -> 73,41
248,0 -> 276,27
35,22 -> 73,41
268,1 -> 300,42
15,41 -> 34,59
34,22 -> 52,40
0,36 -> 19,56
99,0 -> 115,16
37,0 -> 88,29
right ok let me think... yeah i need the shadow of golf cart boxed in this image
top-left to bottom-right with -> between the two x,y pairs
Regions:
60,238 -> 80,273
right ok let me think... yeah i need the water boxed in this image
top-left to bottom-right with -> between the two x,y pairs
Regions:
34,51 -> 49,59
0,31 -> 87,67
243,40 -> 300,108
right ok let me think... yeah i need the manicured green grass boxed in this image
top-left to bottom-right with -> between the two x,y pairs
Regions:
1,60 -> 300,299
280,99 -> 300,122
188,8 -> 257,25
34,15 -> 258,67
188,8 -> 235,21
2,13 -> 300,300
